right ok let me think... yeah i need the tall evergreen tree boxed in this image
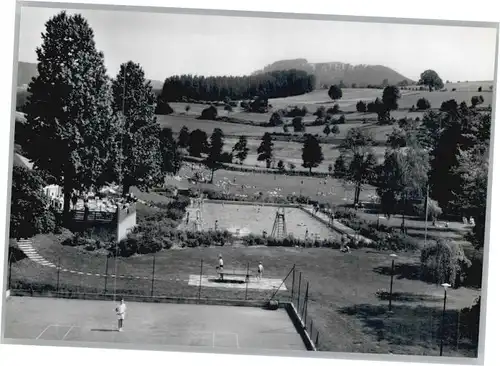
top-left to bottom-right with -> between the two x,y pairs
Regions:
233,136 -> 249,164
178,126 -> 190,148
205,128 -> 225,183
302,134 -> 324,174
112,61 -> 163,194
159,128 -> 182,176
257,132 -> 274,168
23,11 -> 114,221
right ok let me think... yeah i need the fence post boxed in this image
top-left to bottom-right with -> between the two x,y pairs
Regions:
290,266 -> 295,302
104,255 -> 109,294
245,262 -> 249,300
198,259 -> 203,301
56,257 -> 61,296
150,255 -> 156,297
297,272 -> 302,312
315,331 -> 319,349
309,318 -> 313,335
303,282 -> 309,324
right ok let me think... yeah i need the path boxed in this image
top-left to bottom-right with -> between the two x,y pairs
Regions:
301,206 -> 373,244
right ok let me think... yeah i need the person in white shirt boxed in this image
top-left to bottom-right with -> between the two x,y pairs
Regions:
115,299 -> 127,332
218,255 -> 224,280
257,262 -> 264,280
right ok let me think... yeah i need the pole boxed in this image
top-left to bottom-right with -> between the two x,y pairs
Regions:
291,267 -> 296,302
198,259 -> 203,301
424,183 -> 429,246
303,282 -> 309,324
315,331 -> 319,349
56,257 -> 61,296
245,262 -> 249,300
113,245 -> 118,302
389,259 -> 395,312
8,253 -> 13,289
104,255 -> 109,294
440,289 -> 448,356
150,255 -> 156,297
297,272 -> 302,311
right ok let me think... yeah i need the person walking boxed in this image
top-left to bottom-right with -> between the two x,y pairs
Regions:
217,254 -> 224,280
115,299 -> 127,332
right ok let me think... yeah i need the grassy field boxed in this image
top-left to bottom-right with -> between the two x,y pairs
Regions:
10,233 -> 480,356
171,164 -> 378,205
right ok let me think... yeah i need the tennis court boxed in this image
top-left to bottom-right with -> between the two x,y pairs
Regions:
3,297 -> 307,351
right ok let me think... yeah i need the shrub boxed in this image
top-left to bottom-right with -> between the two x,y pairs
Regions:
416,98 -> 431,110
356,101 -> 367,113
326,104 -> 340,115
314,106 -> 326,118
420,239 -> 472,288
199,105 -> 218,120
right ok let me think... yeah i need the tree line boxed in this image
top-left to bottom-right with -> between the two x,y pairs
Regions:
158,70 -> 315,102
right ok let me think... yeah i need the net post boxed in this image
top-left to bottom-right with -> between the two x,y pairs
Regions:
315,331 -> 319,349
8,253 -> 13,290
303,282 -> 309,324
150,254 -> 156,297
56,257 -> 61,296
245,262 -> 249,300
198,259 -> 203,301
104,255 -> 109,294
290,266 -> 295,302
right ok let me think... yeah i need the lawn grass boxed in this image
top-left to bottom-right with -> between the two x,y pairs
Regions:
10,237 -> 480,356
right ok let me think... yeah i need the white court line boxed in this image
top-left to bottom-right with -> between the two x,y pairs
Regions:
61,326 -> 75,340
35,325 -> 53,340
235,333 -> 240,349
212,332 -> 215,348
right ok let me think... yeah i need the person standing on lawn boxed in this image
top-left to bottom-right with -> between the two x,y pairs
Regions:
217,254 -> 224,280
257,261 -> 264,280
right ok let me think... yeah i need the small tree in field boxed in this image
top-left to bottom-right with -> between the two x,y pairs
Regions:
302,134 -> 324,174
328,85 -> 343,101
416,98 -> 431,110
292,117 -> 305,132
333,155 -> 348,178
356,101 -> 367,113
330,124 -> 340,137
185,105 -> 191,114
277,160 -> 286,172
323,124 -> 331,137
178,126 -> 190,148
204,128 -> 225,183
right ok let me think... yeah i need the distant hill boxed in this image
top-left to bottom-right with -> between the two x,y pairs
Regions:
16,61 -> 163,91
17,62 -> 38,87
253,58 -> 414,88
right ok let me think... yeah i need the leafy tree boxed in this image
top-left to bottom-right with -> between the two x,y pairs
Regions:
327,104 -> 340,115
199,105 -> 218,120
314,106 -> 326,118
378,85 -> 401,122
269,112 -> 284,126
471,96 -> 484,107
9,166 -> 56,239
328,85 -> 343,101
416,98 -> 431,110
23,11 -> 114,220
159,128 -> 182,176
292,116 -> 305,132
338,128 -> 377,204
277,160 -> 286,172
420,239 -> 471,288
178,126 -> 190,148
302,134 -> 324,174
185,105 -> 191,114
330,124 -> 340,136
112,61 -> 163,195
224,104 -> 233,114
188,129 -> 209,157
283,124 -> 289,133
386,128 -> 408,149
418,69 -> 444,91
232,136 -> 249,164
323,124 -> 331,136
451,147 -> 488,248
204,128 -> 225,183
257,132 -> 274,168
356,101 -> 367,113
288,162 -> 296,170
333,155 -> 348,178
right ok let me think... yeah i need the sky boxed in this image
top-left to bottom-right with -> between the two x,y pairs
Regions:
17,6 -> 498,83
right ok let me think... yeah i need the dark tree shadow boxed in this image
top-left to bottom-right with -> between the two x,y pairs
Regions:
338,303 -> 478,356
373,263 -> 426,282
8,244 -> 27,263
376,291 -> 441,303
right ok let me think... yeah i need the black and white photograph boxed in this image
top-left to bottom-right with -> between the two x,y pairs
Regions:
1,1 -> 498,363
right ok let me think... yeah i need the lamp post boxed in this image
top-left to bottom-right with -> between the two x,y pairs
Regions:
388,254 -> 398,312
440,283 -> 451,356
